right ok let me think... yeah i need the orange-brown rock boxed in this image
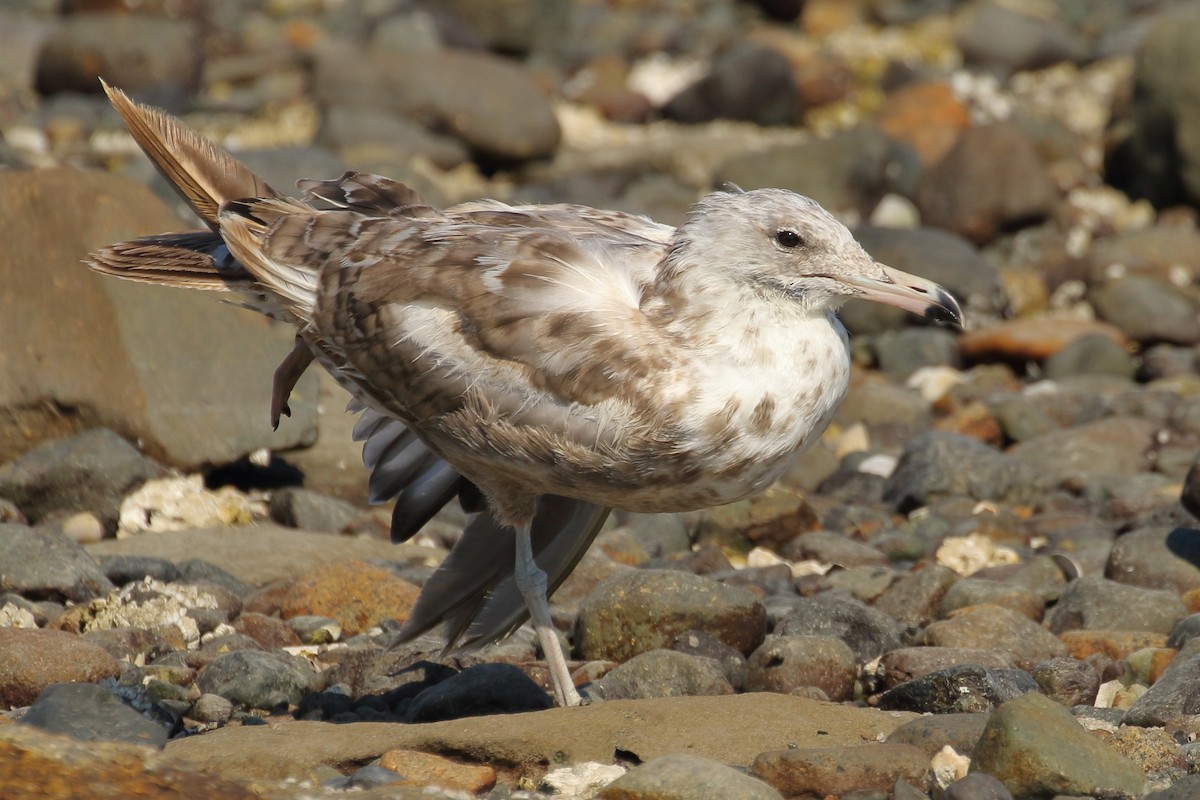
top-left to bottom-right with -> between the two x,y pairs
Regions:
380,749 -> 497,794
1059,630 -> 1169,661
0,627 -> 120,709
876,81 -> 971,166
959,319 -> 1128,363
277,559 -> 421,636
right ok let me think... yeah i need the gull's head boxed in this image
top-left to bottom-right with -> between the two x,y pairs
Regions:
673,187 -> 962,328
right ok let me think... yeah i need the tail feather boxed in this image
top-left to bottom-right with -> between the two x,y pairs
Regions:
102,80 -> 283,228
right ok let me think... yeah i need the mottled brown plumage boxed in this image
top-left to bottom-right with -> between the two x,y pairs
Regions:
87,83 -> 962,707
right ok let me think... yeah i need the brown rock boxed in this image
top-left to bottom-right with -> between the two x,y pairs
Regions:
876,81 -> 971,166
232,612 -> 302,650
916,121 -> 1059,244
0,168 -> 316,468
921,605 -> 1067,664
0,627 -> 120,709
959,318 -> 1128,363
0,724 -> 262,800
1059,630 -> 1169,661
379,749 -> 496,793
751,743 -> 931,796
277,559 -> 421,636
161,695 -> 916,785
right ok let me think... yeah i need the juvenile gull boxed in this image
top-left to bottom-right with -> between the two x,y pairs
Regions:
87,83 -> 962,707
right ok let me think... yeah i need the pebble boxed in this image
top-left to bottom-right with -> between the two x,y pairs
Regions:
267,487 -> 360,534
882,431 -> 1037,513
921,605 -> 1068,663
1046,576 -> 1187,636
1108,526 -> 1200,595
600,753 -> 783,800
971,691 -> 1145,798
744,635 -> 856,700
590,649 -> 733,701
1091,276 -> 1200,345
577,568 -> 766,662
1124,638 -> 1200,727
752,743 -> 931,797
773,593 -> 903,662
0,627 -> 120,708
18,682 -> 170,748
379,748 -> 497,793
877,647 -> 1018,691
277,559 -> 421,637
886,713 -> 989,760
875,664 -> 1037,714
0,523 -> 114,602
195,649 -> 319,711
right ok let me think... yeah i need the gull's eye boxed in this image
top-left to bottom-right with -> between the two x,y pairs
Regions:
775,229 -> 803,248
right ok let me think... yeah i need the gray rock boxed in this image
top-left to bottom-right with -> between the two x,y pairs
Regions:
922,605 -> 1067,663
314,46 -> 559,163
0,523 -> 113,602
1043,333 -> 1136,380
600,753 -> 783,800
876,664 -> 1037,714
591,649 -> 733,701
938,578 -> 1044,620
873,564 -> 958,627
191,693 -> 234,723
774,593 -> 903,663
0,429 -> 165,531
1091,276 -> 1200,345
943,772 -> 1015,800
990,394 -> 1059,443
285,615 -> 341,645
82,628 -> 171,664
956,0 -> 1089,73
781,530 -> 887,567
971,691 -> 1145,797
176,560 -> 252,599
438,0 -> 564,55
317,105 -> 468,171
95,555 -> 179,587
19,682 -> 170,748
195,650 -> 317,711
745,635 -> 857,700
1168,613 -> 1200,649
915,121 -> 1058,244
882,431 -> 1038,513
1008,416 -> 1157,489
577,569 -> 766,662
1106,7 -> 1200,208
872,328 -> 961,382
1108,526 -> 1200,594
669,630 -> 748,691
268,488 -> 360,534
1125,638 -> 1200,726
0,169 -> 317,469
662,41 -> 798,127
1146,774 -> 1200,800
405,663 -> 552,722
887,712 -> 989,759
35,13 -> 200,99
1033,656 -> 1101,708
1046,575 -> 1187,635
716,126 -> 903,217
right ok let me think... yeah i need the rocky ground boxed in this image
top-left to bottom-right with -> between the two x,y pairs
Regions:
3,0 -> 1200,798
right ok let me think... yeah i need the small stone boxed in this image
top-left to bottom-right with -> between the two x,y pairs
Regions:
591,649 -> 733,701
874,565 -> 958,627
876,664 -> 1037,714
752,743 -> 931,797
1108,526 -> 1200,595
268,487 -> 360,534
0,523 -> 114,602
773,593 -> 903,663
577,569 -> 766,662
59,512 -> 105,545
0,627 -> 122,709
231,612 -> 302,650
1032,656 -> 1101,707
190,693 -> 234,723
921,605 -> 1067,663
600,753 -> 783,800
943,772 -> 1015,800
971,691 -> 1145,798
379,748 -> 496,793
195,650 -> 318,711
882,432 -> 1037,513
877,648 -> 1018,690
745,635 -> 856,700
1043,333 -> 1135,380
887,713 -> 989,759
958,318 -> 1128,363
19,682 -> 170,748
1125,638 -> 1200,727
1091,276 -> 1200,345
1046,576 -> 1187,635
277,560 -> 420,637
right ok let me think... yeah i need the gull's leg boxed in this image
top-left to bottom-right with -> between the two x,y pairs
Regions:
513,523 -> 582,707
270,337 -> 315,430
